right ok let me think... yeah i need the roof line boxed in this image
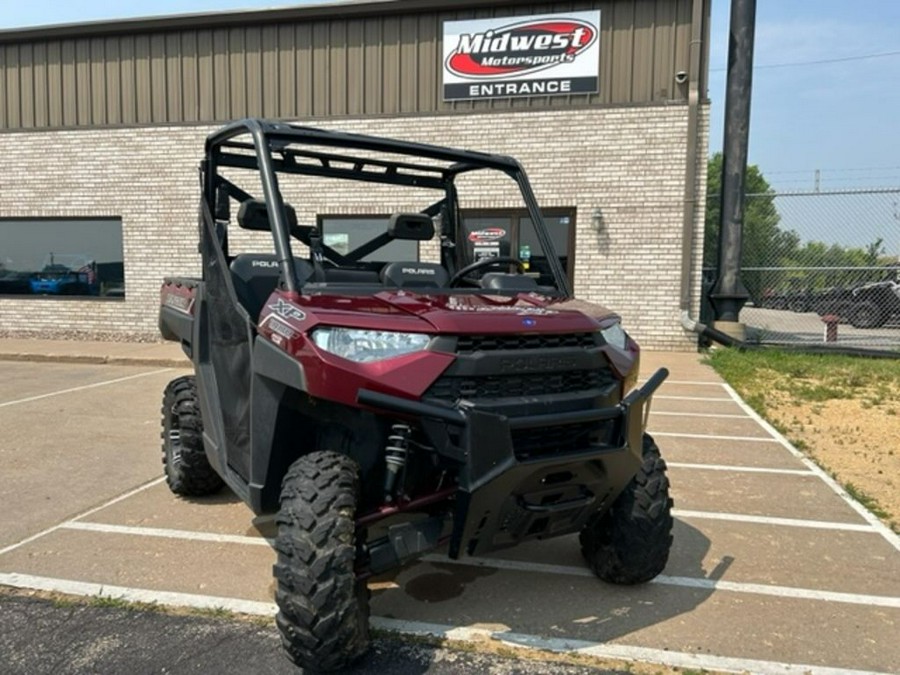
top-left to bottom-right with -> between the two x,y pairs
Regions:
0,0 -> 523,43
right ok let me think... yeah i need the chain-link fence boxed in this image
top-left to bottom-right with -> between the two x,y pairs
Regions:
704,188 -> 900,351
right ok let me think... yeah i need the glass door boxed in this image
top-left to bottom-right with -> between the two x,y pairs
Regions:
461,210 -> 575,287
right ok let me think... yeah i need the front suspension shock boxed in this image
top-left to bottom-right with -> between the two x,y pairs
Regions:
383,423 -> 412,501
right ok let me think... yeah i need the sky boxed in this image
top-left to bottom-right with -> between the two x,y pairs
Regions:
1,0 -> 899,248
0,219 -> 123,269
707,0 -> 900,193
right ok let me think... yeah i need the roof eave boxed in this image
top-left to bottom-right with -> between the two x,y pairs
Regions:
0,0 -> 524,43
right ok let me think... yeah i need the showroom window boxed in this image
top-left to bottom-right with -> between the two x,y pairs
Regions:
0,218 -> 125,299
461,209 -> 575,287
318,216 -> 418,262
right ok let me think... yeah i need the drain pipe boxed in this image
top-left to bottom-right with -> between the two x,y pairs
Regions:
681,308 -> 745,348
678,0 -> 740,347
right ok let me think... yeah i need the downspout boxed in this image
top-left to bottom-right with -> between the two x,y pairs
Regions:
678,0 -> 743,347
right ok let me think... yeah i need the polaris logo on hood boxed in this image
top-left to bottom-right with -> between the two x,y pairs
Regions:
443,11 -> 601,101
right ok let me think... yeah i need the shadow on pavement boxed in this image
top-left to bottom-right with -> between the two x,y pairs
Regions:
370,519 -> 725,648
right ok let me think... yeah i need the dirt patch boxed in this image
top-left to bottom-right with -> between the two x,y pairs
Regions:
765,391 -> 899,529
707,347 -> 900,533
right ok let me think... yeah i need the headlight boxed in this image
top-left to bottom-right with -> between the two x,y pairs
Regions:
311,327 -> 431,363
600,323 -> 628,350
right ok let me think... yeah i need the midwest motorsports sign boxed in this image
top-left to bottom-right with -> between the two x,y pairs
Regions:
442,10 -> 601,102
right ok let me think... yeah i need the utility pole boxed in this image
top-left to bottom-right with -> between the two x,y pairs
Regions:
709,0 -> 757,337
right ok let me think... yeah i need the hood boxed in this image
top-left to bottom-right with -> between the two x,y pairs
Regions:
297,291 -> 618,334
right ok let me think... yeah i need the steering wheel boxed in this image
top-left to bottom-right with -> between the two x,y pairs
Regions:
449,256 -> 526,287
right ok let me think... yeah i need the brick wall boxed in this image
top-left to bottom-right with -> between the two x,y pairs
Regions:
0,104 -> 709,349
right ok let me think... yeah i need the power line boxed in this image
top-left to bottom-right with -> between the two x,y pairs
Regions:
710,49 -> 900,72
767,166 -> 900,176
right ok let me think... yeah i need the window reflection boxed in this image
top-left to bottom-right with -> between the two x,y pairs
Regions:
319,217 -> 418,262
0,219 -> 125,298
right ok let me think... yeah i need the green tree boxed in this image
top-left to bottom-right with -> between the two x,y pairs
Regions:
864,238 -> 885,266
704,156 -> 891,303
790,238 -> 887,291
705,153 -> 796,301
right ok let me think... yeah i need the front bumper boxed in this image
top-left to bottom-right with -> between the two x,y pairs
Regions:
358,367 -> 668,558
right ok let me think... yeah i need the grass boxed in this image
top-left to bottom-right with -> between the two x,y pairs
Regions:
88,594 -> 163,613
706,349 -> 900,412
705,347 -> 900,533
844,482 -> 892,521
15,588 -> 243,620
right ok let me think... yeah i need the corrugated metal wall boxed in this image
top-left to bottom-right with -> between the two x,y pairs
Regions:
0,0 -> 703,130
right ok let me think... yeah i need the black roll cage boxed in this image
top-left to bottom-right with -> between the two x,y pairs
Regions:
201,118 -> 572,296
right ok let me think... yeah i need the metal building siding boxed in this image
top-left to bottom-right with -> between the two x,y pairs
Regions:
0,0 -> 705,130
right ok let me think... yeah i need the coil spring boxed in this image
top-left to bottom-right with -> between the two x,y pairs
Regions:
385,423 -> 412,471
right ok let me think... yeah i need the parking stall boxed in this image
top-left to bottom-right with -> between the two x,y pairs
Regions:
0,353 -> 898,674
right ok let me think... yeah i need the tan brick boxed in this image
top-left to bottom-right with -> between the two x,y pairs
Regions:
0,105 -> 710,348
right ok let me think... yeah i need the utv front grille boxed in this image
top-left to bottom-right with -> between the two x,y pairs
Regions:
426,369 -> 612,401
455,332 -> 598,353
425,333 -> 620,459
511,421 -> 604,460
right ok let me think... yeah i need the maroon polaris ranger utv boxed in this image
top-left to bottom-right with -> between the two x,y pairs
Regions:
158,118 -> 672,672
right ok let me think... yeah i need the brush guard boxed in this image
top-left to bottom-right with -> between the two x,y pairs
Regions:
358,367 -> 668,558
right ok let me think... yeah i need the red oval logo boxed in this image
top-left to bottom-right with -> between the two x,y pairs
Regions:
468,227 -> 507,242
447,19 -> 597,80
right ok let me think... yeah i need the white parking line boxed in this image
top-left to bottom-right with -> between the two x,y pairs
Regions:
652,380 -> 727,387
0,477 -> 166,557
61,521 -> 274,546
53,504 -> 874,549
672,508 -> 875,532
42,519 -> 894,607
651,411 -> 750,419
722,383 -> 900,553
0,368 -> 173,409
655,395 -> 734,402
0,572 -> 277,615
0,573 -> 889,675
474,625 -> 891,675
650,431 -> 779,443
417,555 -> 900,608
666,462 -> 815,476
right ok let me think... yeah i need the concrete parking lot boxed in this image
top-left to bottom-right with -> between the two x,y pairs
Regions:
742,306 -> 899,349
0,349 -> 898,674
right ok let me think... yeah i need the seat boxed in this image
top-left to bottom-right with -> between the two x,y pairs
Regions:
229,254 -> 314,320
237,199 -> 298,231
323,267 -> 382,284
480,272 -> 538,291
380,262 -> 449,289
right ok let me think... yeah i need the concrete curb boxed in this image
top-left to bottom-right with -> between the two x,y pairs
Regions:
0,353 -> 190,368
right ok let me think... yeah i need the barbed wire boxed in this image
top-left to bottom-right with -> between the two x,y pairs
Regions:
766,166 -> 900,176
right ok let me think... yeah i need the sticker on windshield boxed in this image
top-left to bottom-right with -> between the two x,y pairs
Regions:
473,243 -> 501,261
